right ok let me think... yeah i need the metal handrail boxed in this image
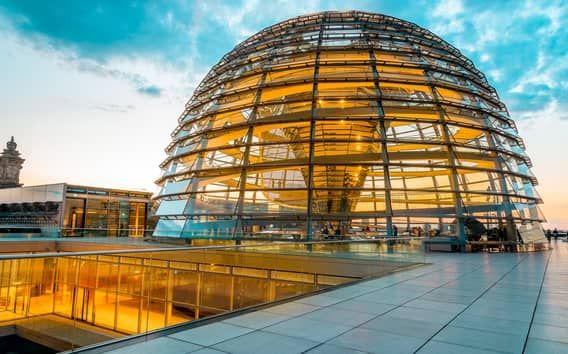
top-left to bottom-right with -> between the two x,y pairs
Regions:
0,237 -> 425,260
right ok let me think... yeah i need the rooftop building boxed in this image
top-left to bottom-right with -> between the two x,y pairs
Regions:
0,137 -> 24,189
0,183 -> 152,238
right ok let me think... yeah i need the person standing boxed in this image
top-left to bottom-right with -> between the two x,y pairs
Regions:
546,229 -> 552,243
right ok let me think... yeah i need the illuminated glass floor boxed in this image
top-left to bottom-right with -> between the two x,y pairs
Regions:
89,241 -> 567,354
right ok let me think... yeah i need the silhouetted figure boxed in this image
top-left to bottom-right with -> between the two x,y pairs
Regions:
393,225 -> 398,237
498,224 -> 506,241
546,229 -> 552,243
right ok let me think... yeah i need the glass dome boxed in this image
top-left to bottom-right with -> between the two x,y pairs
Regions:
153,11 -> 545,243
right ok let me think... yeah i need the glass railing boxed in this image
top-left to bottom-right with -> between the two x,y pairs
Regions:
0,238 -> 425,352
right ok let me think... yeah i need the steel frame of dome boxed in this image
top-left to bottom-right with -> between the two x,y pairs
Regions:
153,11 -> 545,244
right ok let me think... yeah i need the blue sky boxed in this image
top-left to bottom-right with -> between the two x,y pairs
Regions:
0,0 -> 566,227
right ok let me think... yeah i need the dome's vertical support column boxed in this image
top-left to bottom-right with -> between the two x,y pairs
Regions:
305,16 -> 326,241
232,61 -> 269,244
184,110 -> 218,239
365,23 -> 394,237
437,111 -> 466,248
420,57 -> 467,249
482,112 -> 516,241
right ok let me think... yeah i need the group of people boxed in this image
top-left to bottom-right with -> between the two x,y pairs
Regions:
485,224 -> 510,242
320,223 -> 349,238
545,228 -> 567,242
320,223 -> 439,238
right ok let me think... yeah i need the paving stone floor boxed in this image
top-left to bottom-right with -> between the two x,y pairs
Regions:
106,241 -> 568,354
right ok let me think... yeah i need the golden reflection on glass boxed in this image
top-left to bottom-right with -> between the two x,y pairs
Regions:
0,250 -> 356,336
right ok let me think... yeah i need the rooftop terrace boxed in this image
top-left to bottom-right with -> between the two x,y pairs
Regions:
0,238 -> 424,352
73,241 -> 567,354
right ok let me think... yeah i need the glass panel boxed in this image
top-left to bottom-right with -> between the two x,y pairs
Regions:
265,67 -> 314,84
318,65 -> 373,80
155,199 -> 188,216
318,81 -> 376,98
154,219 -> 185,238
200,273 -> 232,311
319,51 -> 370,62
260,83 -> 313,103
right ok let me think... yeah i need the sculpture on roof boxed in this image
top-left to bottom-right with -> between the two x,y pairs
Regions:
0,136 -> 25,188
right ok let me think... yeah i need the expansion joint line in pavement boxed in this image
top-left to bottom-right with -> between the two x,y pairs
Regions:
521,250 -> 552,353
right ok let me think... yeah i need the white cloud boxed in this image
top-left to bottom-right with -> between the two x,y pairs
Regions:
510,52 -> 568,93
195,0 -> 365,44
469,10 -> 505,48
429,0 -> 465,35
488,69 -> 502,82
0,11 -> 205,103
513,99 -> 568,122
519,0 -> 566,34
433,0 -> 464,18
433,19 -> 464,35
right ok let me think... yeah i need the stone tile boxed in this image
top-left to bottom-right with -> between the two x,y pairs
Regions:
533,311 -> 568,328
325,285 -> 375,299
304,343 -> 368,354
481,292 -> 537,305
492,284 -> 540,293
525,338 -> 568,354
263,316 -> 351,342
539,296 -> 568,309
473,297 -> 535,313
295,294 -> 344,307
212,330 -> 318,354
416,340 -> 502,354
385,306 -> 458,324
106,337 -> 202,354
189,349 -> 228,354
451,313 -> 529,336
537,301 -> 568,314
361,316 -> 443,340
263,301 -> 320,316
465,303 -> 534,323
427,288 -> 481,299
405,298 -> 468,313
302,306 -> 375,327
404,279 -> 446,287
223,310 -> 289,329
436,280 -> 489,296
329,327 -> 424,354
442,283 -> 489,294
169,323 -> 253,346
361,278 -> 401,289
529,323 -> 568,344
331,298 -> 396,316
433,325 -> 524,353
420,292 -> 476,305
395,284 -> 436,293
357,289 -> 418,305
